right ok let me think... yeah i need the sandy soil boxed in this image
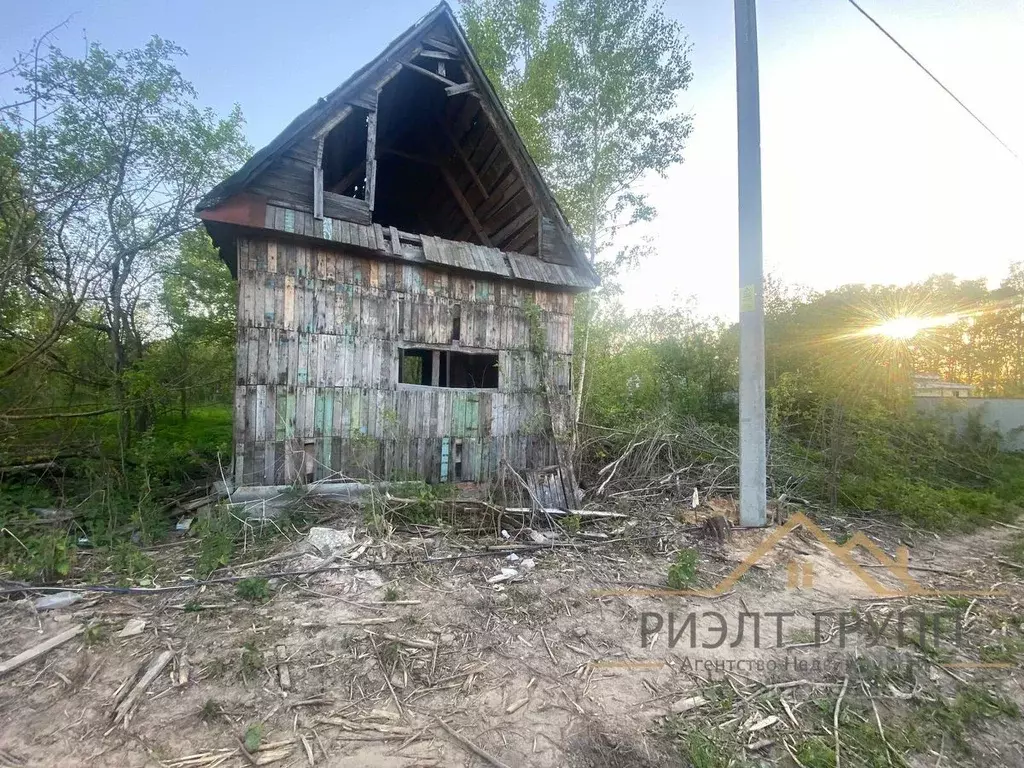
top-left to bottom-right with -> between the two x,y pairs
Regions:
1,499 -> 1022,767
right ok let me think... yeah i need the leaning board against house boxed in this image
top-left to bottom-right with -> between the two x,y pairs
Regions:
196,4 -> 598,504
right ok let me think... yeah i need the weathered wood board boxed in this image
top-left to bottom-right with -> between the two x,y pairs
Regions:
233,235 -> 574,489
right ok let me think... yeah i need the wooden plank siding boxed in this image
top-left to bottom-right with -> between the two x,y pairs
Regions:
257,202 -> 595,290
232,234 -> 574,487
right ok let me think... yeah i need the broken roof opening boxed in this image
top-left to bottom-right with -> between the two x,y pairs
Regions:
368,64 -> 540,255
196,2 -> 600,289
322,108 -> 369,199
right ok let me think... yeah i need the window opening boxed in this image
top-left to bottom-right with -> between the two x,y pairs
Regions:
398,348 -> 497,389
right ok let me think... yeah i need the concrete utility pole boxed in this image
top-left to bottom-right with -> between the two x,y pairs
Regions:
734,0 -> 767,527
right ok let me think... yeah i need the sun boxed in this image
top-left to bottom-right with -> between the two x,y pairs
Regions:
863,314 -> 961,340
872,317 -> 931,339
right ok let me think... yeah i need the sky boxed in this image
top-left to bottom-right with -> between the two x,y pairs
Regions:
2,0 -> 1022,320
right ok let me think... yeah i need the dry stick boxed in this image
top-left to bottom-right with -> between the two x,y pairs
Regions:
834,676 -> 849,768
234,738 -> 259,768
435,718 -> 512,768
865,684 -> 896,768
995,558 -> 1024,571
0,625 -> 84,675
368,635 -> 404,718
111,650 -> 174,726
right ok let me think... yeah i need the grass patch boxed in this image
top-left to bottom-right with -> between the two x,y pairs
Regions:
979,637 -> 1024,664
661,664 -> 1019,767
1001,534 -> 1024,564
679,730 -> 730,768
199,699 -> 223,723
235,577 -> 270,603
667,548 -> 699,590
108,543 -> 154,585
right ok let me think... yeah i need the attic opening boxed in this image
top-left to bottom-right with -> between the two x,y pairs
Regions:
322,107 -> 370,199
367,65 -> 541,256
399,347 -> 498,390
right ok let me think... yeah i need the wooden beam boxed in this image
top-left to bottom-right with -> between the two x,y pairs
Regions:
366,92 -> 379,212
431,351 -> 441,387
380,147 -> 437,166
438,121 -> 488,199
492,205 -> 536,247
419,50 -> 458,61
314,132 -> 325,221
313,166 -> 324,220
476,100 -> 543,212
315,105 -> 354,138
403,62 -> 456,88
424,37 -> 459,55
507,213 -> 538,254
0,626 -> 85,675
439,166 -> 492,247
445,82 -> 476,97
328,161 -> 366,194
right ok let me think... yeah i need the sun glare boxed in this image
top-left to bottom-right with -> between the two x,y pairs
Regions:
865,314 -> 960,340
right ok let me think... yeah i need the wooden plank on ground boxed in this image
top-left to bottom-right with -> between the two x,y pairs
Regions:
0,626 -> 85,676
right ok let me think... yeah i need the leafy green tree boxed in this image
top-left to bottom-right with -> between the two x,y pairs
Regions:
462,0 -> 693,421
156,228 -> 236,419
2,36 -> 248,439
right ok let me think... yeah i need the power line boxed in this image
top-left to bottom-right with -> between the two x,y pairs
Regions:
845,0 -> 1020,162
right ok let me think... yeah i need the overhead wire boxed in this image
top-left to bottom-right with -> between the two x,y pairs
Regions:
845,0 -> 1020,162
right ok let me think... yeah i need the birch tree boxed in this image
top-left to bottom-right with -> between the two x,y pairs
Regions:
462,0 -> 693,421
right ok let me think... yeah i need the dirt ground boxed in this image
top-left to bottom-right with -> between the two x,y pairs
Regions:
1,497 -> 1023,767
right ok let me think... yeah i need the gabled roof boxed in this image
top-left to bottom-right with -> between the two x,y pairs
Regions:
198,2 -> 597,287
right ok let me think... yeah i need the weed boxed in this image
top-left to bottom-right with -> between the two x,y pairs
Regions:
236,577 -> 270,603
363,494 -> 393,538
914,686 -> 1020,752
561,514 -> 582,534
667,548 -> 699,590
183,599 -> 205,612
787,627 -> 819,645
383,585 -> 401,602
375,640 -> 402,671
240,639 -> 264,679
243,723 -> 263,752
678,730 -> 729,768
0,528 -> 73,582
943,595 -> 970,611
199,699 -> 223,723
505,585 -> 540,609
84,623 -> 106,646
194,504 -> 239,576
792,737 -> 835,768
108,543 -> 154,585
202,658 -> 229,679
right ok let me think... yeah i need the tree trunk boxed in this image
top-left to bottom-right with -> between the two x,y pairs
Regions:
572,108 -> 602,427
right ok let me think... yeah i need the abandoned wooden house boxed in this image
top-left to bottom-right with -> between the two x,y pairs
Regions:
197,3 -> 598,504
